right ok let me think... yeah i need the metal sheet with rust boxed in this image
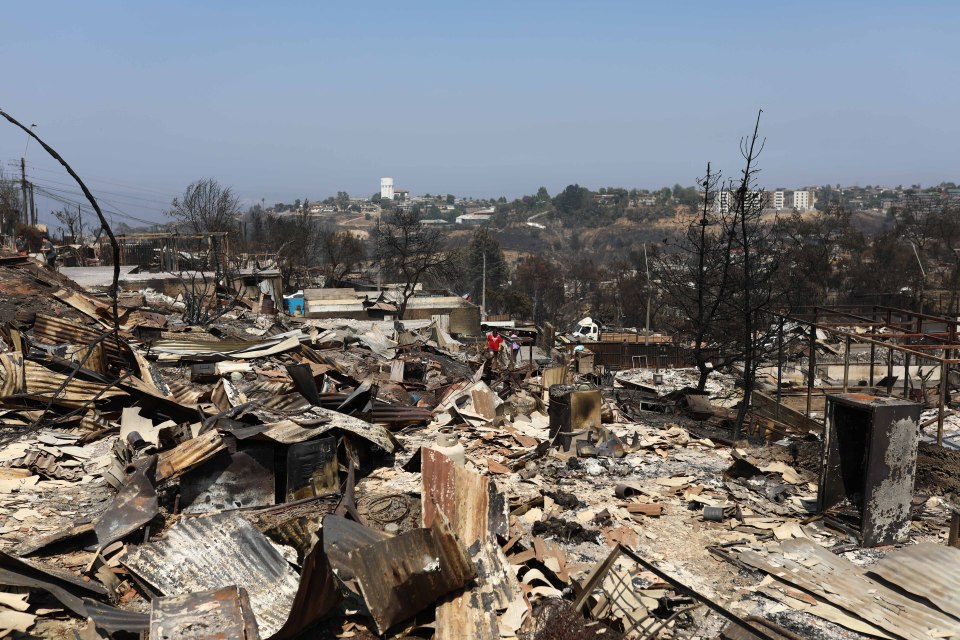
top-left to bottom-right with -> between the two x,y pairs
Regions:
180,446 -> 276,514
321,514 -> 390,585
285,436 -> 338,501
149,586 -> 260,640
421,447 -> 508,545
123,513 -> 301,638
269,527 -> 342,640
95,456 -> 159,546
0,550 -> 108,619
348,515 -> 476,634
867,543 -> 960,620
737,538 -> 960,640
155,430 -> 226,482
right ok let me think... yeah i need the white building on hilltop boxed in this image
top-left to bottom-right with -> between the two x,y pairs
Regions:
773,191 -> 785,210
380,177 -> 394,201
793,190 -> 814,212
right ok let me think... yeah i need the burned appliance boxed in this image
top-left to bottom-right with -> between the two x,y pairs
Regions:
817,393 -> 920,547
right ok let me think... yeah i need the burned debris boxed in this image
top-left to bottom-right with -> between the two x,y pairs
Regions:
0,254 -> 957,640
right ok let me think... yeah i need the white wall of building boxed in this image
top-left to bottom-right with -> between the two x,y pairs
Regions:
380,177 -> 394,201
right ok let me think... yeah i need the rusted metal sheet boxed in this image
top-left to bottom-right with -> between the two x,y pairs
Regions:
422,449 -> 518,639
286,436 -> 338,501
818,394 -> 921,547
32,313 -> 126,366
269,527 -> 342,640
738,538 -> 960,640
243,495 -> 341,556
155,430 -> 227,482
149,586 -> 260,640
259,407 -> 398,453
181,446 -> 275,514
150,333 -> 303,361
321,514 -> 389,585
0,353 -> 127,406
95,456 -> 159,546
0,550 -> 107,619
123,513 -> 301,638
349,514 -> 476,634
868,543 -> 960,620
422,447 -> 508,545
83,600 -> 151,636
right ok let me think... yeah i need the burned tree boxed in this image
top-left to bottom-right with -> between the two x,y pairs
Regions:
722,111 -> 785,436
656,112 -> 785,437
375,209 -> 453,319
167,178 -> 241,235
656,162 -> 739,391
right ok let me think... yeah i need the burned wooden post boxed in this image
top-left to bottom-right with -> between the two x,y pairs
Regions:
776,317 -> 784,420
843,334 -> 851,393
806,322 -> 816,418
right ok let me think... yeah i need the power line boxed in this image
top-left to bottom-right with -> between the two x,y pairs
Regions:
15,160 -> 179,199
10,166 -> 173,207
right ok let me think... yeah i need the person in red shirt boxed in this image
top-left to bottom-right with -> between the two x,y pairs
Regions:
486,331 -> 503,366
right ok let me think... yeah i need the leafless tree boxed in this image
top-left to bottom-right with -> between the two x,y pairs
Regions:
167,178 -> 241,234
656,162 -> 740,391
319,228 -> 364,288
52,207 -> 86,243
0,169 -> 21,237
375,209 -> 453,319
722,111 -> 784,437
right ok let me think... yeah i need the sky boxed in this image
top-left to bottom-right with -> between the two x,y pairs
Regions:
2,1 -> 959,226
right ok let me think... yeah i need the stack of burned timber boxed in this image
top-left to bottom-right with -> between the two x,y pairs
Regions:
0,254 -> 958,640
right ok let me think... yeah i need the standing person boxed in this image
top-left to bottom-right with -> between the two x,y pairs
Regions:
14,234 -> 28,256
509,332 -> 521,368
485,331 -> 503,368
40,237 -> 57,270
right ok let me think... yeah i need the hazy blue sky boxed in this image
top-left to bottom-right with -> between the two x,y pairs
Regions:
2,1 -> 958,225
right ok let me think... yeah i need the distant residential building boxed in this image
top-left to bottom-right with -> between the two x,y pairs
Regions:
380,177 -> 394,201
773,191 -> 785,210
713,190 -> 767,214
394,188 -> 409,202
456,213 -> 492,225
792,190 -> 814,212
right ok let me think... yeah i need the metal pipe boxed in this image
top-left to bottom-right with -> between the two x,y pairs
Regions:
617,545 -> 779,640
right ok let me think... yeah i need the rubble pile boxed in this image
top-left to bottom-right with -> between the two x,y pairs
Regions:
0,255 -> 958,639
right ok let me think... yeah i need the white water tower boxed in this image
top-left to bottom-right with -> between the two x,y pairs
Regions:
380,177 -> 394,201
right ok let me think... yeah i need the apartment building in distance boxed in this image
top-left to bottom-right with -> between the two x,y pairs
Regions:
792,190 -> 814,211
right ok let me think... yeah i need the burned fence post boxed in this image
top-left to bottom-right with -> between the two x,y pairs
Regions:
806,322 -> 816,418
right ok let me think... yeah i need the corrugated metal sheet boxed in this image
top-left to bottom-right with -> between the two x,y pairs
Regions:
155,430 -> 226,482
149,586 -> 260,640
123,513 -> 301,638
423,448 -> 518,640
259,407 -> 398,452
422,448 -> 508,546
0,354 -> 127,407
83,600 -> 151,636
868,543 -> 960,620
32,314 -> 127,366
150,332 -> 304,360
737,538 -> 960,640
349,515 -> 476,634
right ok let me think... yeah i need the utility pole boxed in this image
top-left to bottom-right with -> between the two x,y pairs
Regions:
29,182 -> 36,226
20,158 -> 28,226
481,248 -> 487,322
77,204 -> 83,244
644,243 -> 651,345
